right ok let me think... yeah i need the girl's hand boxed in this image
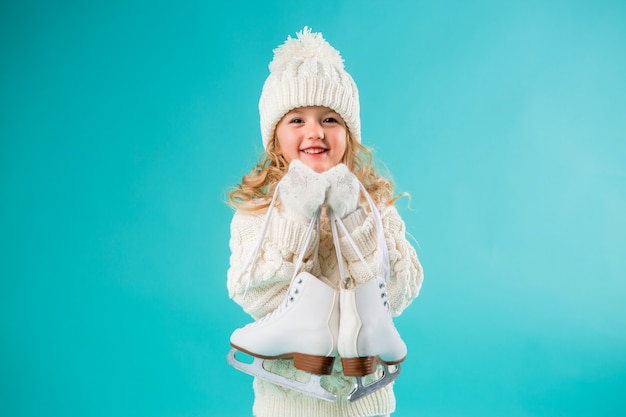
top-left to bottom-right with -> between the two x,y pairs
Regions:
278,160 -> 329,222
322,163 -> 361,219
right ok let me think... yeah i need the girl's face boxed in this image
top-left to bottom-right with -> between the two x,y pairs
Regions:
274,106 -> 348,173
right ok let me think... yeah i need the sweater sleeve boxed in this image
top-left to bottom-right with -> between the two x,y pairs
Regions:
227,207 -> 319,320
338,204 -> 423,317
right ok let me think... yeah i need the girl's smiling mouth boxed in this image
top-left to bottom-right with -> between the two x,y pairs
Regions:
302,147 -> 328,155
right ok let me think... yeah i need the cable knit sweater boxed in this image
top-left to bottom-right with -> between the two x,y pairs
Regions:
227,203 -> 423,417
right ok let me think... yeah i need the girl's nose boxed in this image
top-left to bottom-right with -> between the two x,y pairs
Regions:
305,121 -> 324,140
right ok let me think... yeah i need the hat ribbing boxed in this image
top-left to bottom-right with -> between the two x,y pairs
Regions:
259,27 -> 361,148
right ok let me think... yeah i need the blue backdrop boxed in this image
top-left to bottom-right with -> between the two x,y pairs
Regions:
1,1 -> 625,416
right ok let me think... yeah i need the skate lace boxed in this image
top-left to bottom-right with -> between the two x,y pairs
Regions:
330,182 -> 391,311
239,178 -> 321,299
245,207 -> 320,326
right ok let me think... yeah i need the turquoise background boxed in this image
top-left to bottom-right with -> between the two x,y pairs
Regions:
2,0 -> 625,416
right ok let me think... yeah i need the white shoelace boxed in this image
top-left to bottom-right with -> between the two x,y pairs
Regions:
240,179 -> 320,298
330,183 -> 390,309
240,177 -> 390,307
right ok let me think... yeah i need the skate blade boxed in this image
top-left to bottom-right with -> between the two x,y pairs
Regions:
226,348 -> 337,402
347,363 -> 401,402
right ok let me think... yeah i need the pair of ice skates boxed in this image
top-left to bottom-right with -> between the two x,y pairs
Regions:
227,269 -> 405,402
227,183 -> 406,402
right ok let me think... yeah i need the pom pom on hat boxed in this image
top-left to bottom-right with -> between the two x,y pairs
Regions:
268,27 -> 344,73
259,27 -> 361,148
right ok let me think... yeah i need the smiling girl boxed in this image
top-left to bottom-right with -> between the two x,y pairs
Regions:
226,27 -> 423,417
275,106 -> 347,173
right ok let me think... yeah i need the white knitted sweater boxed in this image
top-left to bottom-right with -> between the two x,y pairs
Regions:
227,203 -> 423,417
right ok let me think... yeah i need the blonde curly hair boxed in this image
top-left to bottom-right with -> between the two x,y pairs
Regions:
228,133 -> 402,211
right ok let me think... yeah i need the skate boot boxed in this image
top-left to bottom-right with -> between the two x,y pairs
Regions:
338,277 -> 406,401
227,271 -> 340,401
328,190 -> 407,402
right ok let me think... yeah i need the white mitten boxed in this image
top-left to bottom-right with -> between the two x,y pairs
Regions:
322,163 -> 361,219
279,160 -> 329,223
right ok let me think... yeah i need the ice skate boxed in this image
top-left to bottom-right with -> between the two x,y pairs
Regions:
228,270 -> 340,402
329,187 -> 407,402
227,180 -> 340,401
338,277 -> 405,402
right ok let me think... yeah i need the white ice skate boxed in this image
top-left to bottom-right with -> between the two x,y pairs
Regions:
337,277 -> 405,402
227,270 -> 339,401
330,185 -> 407,402
227,188 -> 339,401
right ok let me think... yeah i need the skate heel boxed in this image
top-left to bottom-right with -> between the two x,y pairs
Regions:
341,356 -> 377,377
293,353 -> 336,375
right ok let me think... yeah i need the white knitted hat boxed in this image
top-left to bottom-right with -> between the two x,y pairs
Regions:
259,26 -> 361,148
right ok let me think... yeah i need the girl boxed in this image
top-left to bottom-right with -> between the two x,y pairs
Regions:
226,27 -> 423,417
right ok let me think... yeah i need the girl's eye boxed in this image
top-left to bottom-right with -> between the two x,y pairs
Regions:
323,117 -> 338,123
290,118 -> 304,124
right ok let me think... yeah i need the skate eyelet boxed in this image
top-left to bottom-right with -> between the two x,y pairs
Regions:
294,289 -> 299,294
